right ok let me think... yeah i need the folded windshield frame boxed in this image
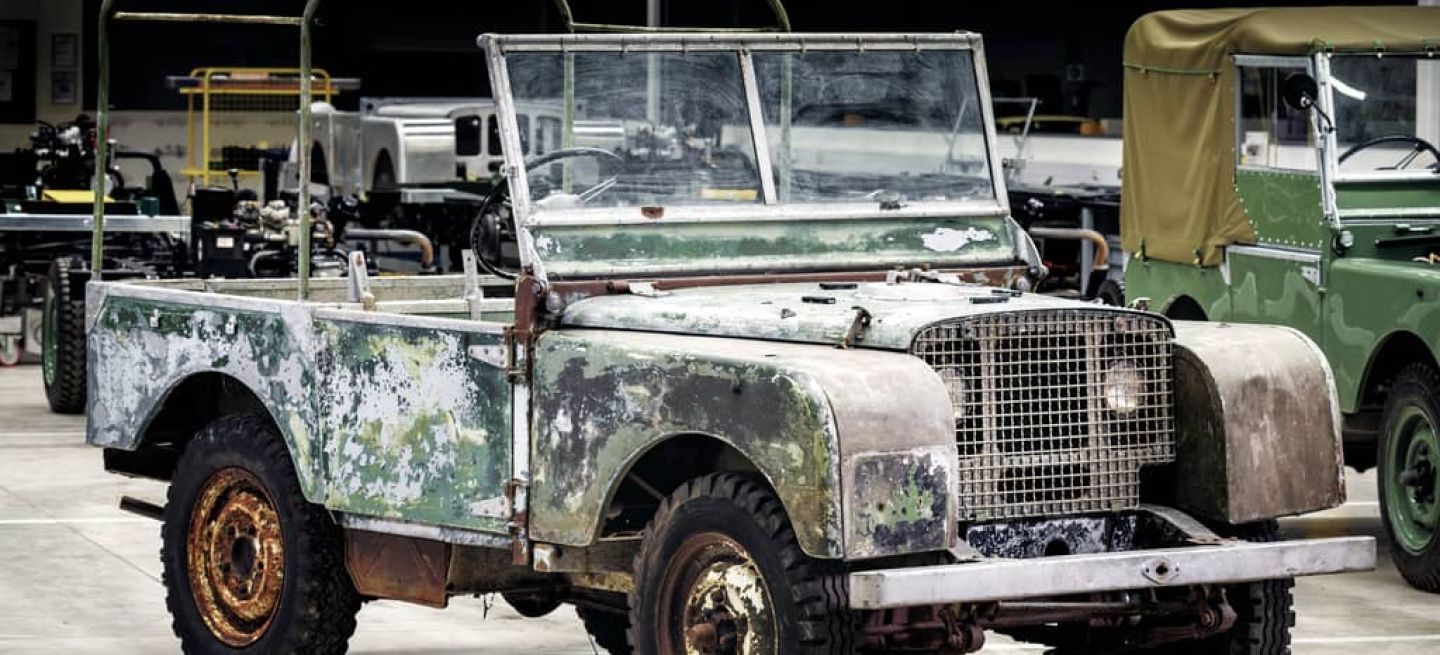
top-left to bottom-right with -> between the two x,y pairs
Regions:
479,33 -> 1007,237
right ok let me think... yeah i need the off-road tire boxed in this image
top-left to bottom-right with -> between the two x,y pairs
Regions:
162,413 -> 360,654
1166,521 -> 1294,655
43,257 -> 87,413
578,606 -> 632,654
628,473 -> 853,655
1378,364 -> 1440,592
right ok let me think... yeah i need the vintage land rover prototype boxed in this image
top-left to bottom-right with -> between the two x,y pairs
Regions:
1119,8 -> 1440,591
88,32 -> 1371,654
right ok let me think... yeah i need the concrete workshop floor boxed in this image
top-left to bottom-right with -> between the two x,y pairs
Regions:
0,363 -> 1436,654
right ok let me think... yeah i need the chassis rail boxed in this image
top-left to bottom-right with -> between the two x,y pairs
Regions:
849,536 -> 1374,609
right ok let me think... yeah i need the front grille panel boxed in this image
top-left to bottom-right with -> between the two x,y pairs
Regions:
913,310 -> 1175,521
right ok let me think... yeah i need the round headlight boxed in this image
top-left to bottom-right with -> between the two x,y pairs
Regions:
936,366 -> 967,418
1103,361 -> 1145,416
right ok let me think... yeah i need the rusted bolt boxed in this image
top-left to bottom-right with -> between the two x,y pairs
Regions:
685,623 -> 719,653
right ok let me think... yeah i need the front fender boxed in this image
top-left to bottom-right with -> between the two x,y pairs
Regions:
529,330 -> 956,560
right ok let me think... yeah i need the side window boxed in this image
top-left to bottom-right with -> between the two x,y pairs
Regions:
1237,65 -> 1316,170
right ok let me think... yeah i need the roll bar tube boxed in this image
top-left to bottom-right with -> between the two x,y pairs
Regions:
94,2 -> 322,299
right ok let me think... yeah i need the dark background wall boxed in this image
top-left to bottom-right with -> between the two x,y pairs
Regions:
85,0 -> 1409,118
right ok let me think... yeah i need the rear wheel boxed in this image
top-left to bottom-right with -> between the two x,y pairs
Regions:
628,473 -> 852,655
43,257 -> 87,413
162,413 -> 360,654
1379,364 -> 1440,592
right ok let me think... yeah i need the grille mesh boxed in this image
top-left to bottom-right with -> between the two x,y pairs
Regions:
912,310 -> 1176,521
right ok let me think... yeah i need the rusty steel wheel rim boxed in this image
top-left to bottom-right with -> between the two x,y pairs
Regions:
658,532 -> 778,655
187,467 -> 285,647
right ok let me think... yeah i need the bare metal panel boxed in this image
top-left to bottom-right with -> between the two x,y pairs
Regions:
912,310 -> 1175,521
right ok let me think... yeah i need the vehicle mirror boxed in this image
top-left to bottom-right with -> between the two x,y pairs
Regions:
1281,73 -> 1319,111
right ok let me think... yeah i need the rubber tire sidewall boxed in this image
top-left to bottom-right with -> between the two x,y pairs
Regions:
43,257 -> 87,414
1378,365 -> 1440,592
629,475 -> 849,655
162,414 -> 357,654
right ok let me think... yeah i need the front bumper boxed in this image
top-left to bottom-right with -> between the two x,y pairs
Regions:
849,536 -> 1374,609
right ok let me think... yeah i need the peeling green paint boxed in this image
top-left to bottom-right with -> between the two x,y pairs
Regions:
533,216 -> 1016,278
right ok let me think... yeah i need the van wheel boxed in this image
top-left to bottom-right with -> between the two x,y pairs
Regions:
628,473 -> 852,655
1380,364 -> 1440,592
162,413 -> 360,654
43,257 -> 87,413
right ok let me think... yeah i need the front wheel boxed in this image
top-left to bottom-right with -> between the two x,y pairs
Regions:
628,473 -> 852,655
162,413 -> 360,654
1379,364 -> 1440,592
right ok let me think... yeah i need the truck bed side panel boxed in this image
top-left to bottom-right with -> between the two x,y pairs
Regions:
314,311 -> 512,534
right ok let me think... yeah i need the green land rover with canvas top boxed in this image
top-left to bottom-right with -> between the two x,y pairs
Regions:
88,30 -> 1371,654
1120,7 -> 1440,591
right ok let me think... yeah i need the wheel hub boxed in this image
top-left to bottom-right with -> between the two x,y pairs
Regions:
661,534 -> 777,655
187,467 -> 285,646
1388,406 -> 1440,553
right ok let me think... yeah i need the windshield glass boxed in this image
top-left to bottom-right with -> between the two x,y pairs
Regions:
753,50 -> 994,203
501,44 -> 997,215
1330,54 -> 1440,173
506,51 -> 762,209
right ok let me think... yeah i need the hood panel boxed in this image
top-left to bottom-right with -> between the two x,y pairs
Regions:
560,282 -> 1110,350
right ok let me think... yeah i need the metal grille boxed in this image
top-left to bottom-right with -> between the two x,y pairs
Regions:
912,310 -> 1175,521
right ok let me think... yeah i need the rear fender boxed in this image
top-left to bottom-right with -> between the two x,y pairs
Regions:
84,282 -> 326,500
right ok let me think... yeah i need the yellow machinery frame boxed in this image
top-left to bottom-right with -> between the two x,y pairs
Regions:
177,67 -> 336,187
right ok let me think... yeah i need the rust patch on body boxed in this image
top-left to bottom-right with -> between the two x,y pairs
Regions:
344,530 -> 451,608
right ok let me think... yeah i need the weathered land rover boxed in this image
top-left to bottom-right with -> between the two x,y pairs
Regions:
1119,7 -> 1440,591
89,32 -> 1372,654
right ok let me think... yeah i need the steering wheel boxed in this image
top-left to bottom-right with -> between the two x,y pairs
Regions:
523,147 -> 624,205
1339,135 -> 1440,170
469,147 -> 625,279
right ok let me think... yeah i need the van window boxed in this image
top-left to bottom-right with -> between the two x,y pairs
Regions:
488,115 -> 502,157
455,115 -> 482,157
538,116 -> 561,156
517,115 -> 531,155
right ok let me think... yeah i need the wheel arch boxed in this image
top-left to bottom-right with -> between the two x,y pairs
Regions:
1164,294 -> 1208,321
105,371 -> 316,499
371,148 -> 396,190
1360,330 -> 1439,410
595,431 -> 782,535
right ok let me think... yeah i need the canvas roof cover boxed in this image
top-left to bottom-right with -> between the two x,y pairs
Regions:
1120,7 -> 1440,266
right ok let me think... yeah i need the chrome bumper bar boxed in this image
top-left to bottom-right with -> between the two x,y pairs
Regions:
848,536 -> 1375,609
